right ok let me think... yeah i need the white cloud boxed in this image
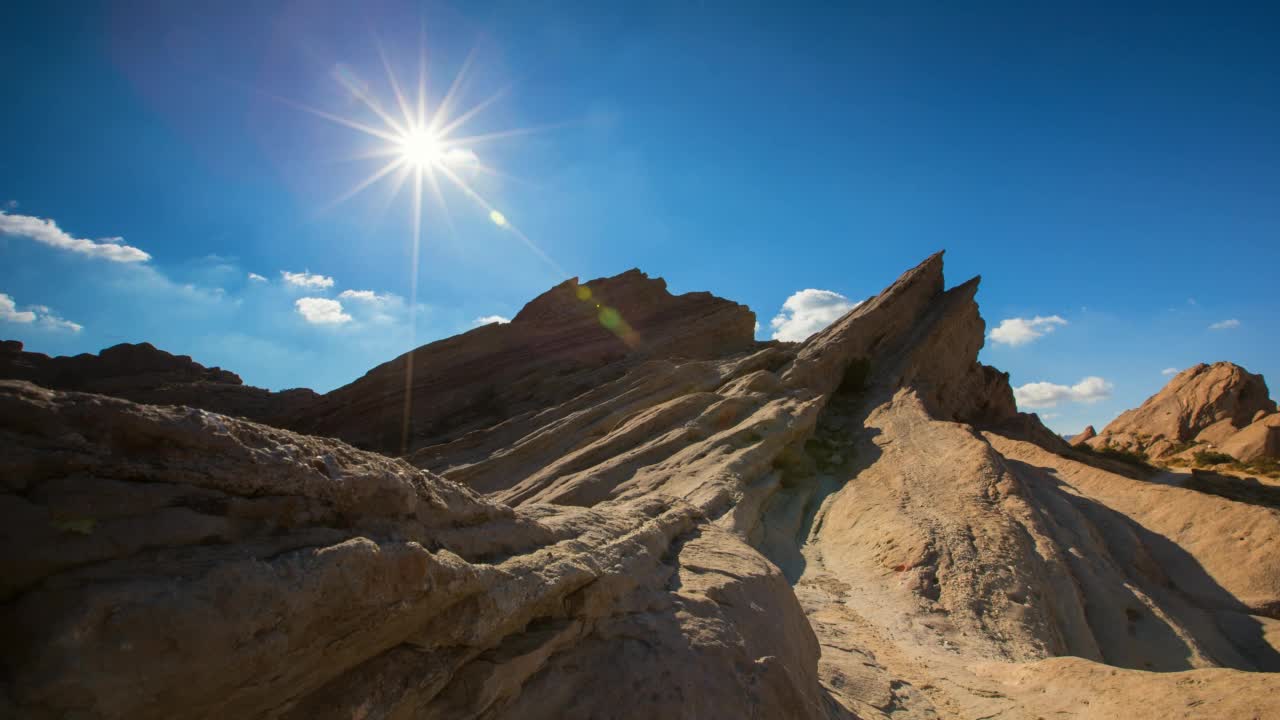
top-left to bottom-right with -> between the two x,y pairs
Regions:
1208,318 -> 1240,330
339,289 -> 390,304
0,293 -> 36,324
769,289 -> 859,342
1161,367 -> 1178,376
0,210 -> 150,263
281,270 -> 335,289
473,314 -> 510,325
295,297 -> 351,325
0,292 -> 82,332
988,315 -> 1067,347
247,272 -> 267,282
1013,376 -> 1113,409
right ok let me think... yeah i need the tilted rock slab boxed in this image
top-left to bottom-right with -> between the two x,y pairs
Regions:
4,254 -> 1280,719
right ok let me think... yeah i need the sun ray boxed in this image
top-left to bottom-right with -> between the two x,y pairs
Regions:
267,91 -> 404,145
446,121 -> 575,147
416,23 -> 429,129
436,85 -> 510,138
375,34 -> 417,136
429,47 -> 478,134
334,64 -> 409,138
322,156 -> 408,211
434,163 -> 565,277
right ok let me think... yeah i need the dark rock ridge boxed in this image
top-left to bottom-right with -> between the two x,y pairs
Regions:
4,254 -> 1280,719
0,340 -> 317,425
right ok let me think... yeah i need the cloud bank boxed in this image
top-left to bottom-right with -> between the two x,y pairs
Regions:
988,315 -> 1067,346
770,289 -> 859,342
0,210 -> 150,263
1013,376 -> 1113,409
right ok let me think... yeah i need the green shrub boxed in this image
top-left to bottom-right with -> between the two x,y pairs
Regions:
1193,450 -> 1236,466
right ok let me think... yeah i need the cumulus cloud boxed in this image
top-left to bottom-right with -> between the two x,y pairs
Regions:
0,209 -> 150,263
1013,376 -> 1113,409
295,297 -> 351,325
770,289 -> 859,342
339,289 -> 391,303
1208,318 -> 1240,330
0,294 -> 36,324
247,272 -> 267,282
281,270 -> 335,289
988,315 -> 1067,346
1161,367 -> 1179,376
473,315 -> 510,325
0,292 -> 82,332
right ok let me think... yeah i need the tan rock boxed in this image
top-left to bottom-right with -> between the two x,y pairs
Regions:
1100,362 -> 1275,445
1069,425 -> 1096,446
1220,412 -> 1280,462
3,254 -> 1277,719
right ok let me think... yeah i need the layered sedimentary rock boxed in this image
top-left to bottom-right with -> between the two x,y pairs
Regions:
4,254 -> 1280,719
288,269 -> 757,454
0,339 -> 317,425
1087,362 -> 1279,461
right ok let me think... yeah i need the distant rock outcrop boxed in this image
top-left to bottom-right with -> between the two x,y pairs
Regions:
1088,362 -> 1278,461
1070,425 -> 1097,446
0,340 -> 317,424
4,255 -> 1279,719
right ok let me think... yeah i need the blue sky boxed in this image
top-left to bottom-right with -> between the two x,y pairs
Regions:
2,1 -> 1277,434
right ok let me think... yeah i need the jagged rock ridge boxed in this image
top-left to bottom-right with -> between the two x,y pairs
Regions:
3,254 -> 1279,719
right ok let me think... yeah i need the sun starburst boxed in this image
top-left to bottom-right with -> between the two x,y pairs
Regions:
278,36 -> 569,453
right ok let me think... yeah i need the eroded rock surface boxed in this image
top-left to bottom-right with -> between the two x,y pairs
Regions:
4,254 -> 1279,719
1089,362 -> 1278,461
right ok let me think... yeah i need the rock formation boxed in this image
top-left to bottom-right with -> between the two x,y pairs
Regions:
1087,362 -> 1279,462
287,268 -> 757,454
0,339 -> 317,425
4,254 -> 1279,719
1069,425 -> 1096,446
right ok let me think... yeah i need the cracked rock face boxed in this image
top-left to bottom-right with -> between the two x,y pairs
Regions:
4,255 -> 1280,719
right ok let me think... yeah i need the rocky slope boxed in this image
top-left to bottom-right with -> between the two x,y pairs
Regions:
1087,362 -> 1279,462
287,268 -> 757,454
3,254 -> 1279,719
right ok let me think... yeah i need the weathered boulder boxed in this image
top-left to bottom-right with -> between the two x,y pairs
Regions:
1070,425 -> 1096,446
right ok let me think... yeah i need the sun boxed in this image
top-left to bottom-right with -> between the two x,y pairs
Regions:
397,127 -> 443,169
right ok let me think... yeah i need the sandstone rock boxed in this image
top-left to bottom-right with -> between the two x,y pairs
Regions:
1070,425 -> 1096,446
1099,362 -> 1275,447
1219,412 -> 1280,462
3,255 -> 1277,719
0,380 -> 827,719
288,269 -> 757,454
